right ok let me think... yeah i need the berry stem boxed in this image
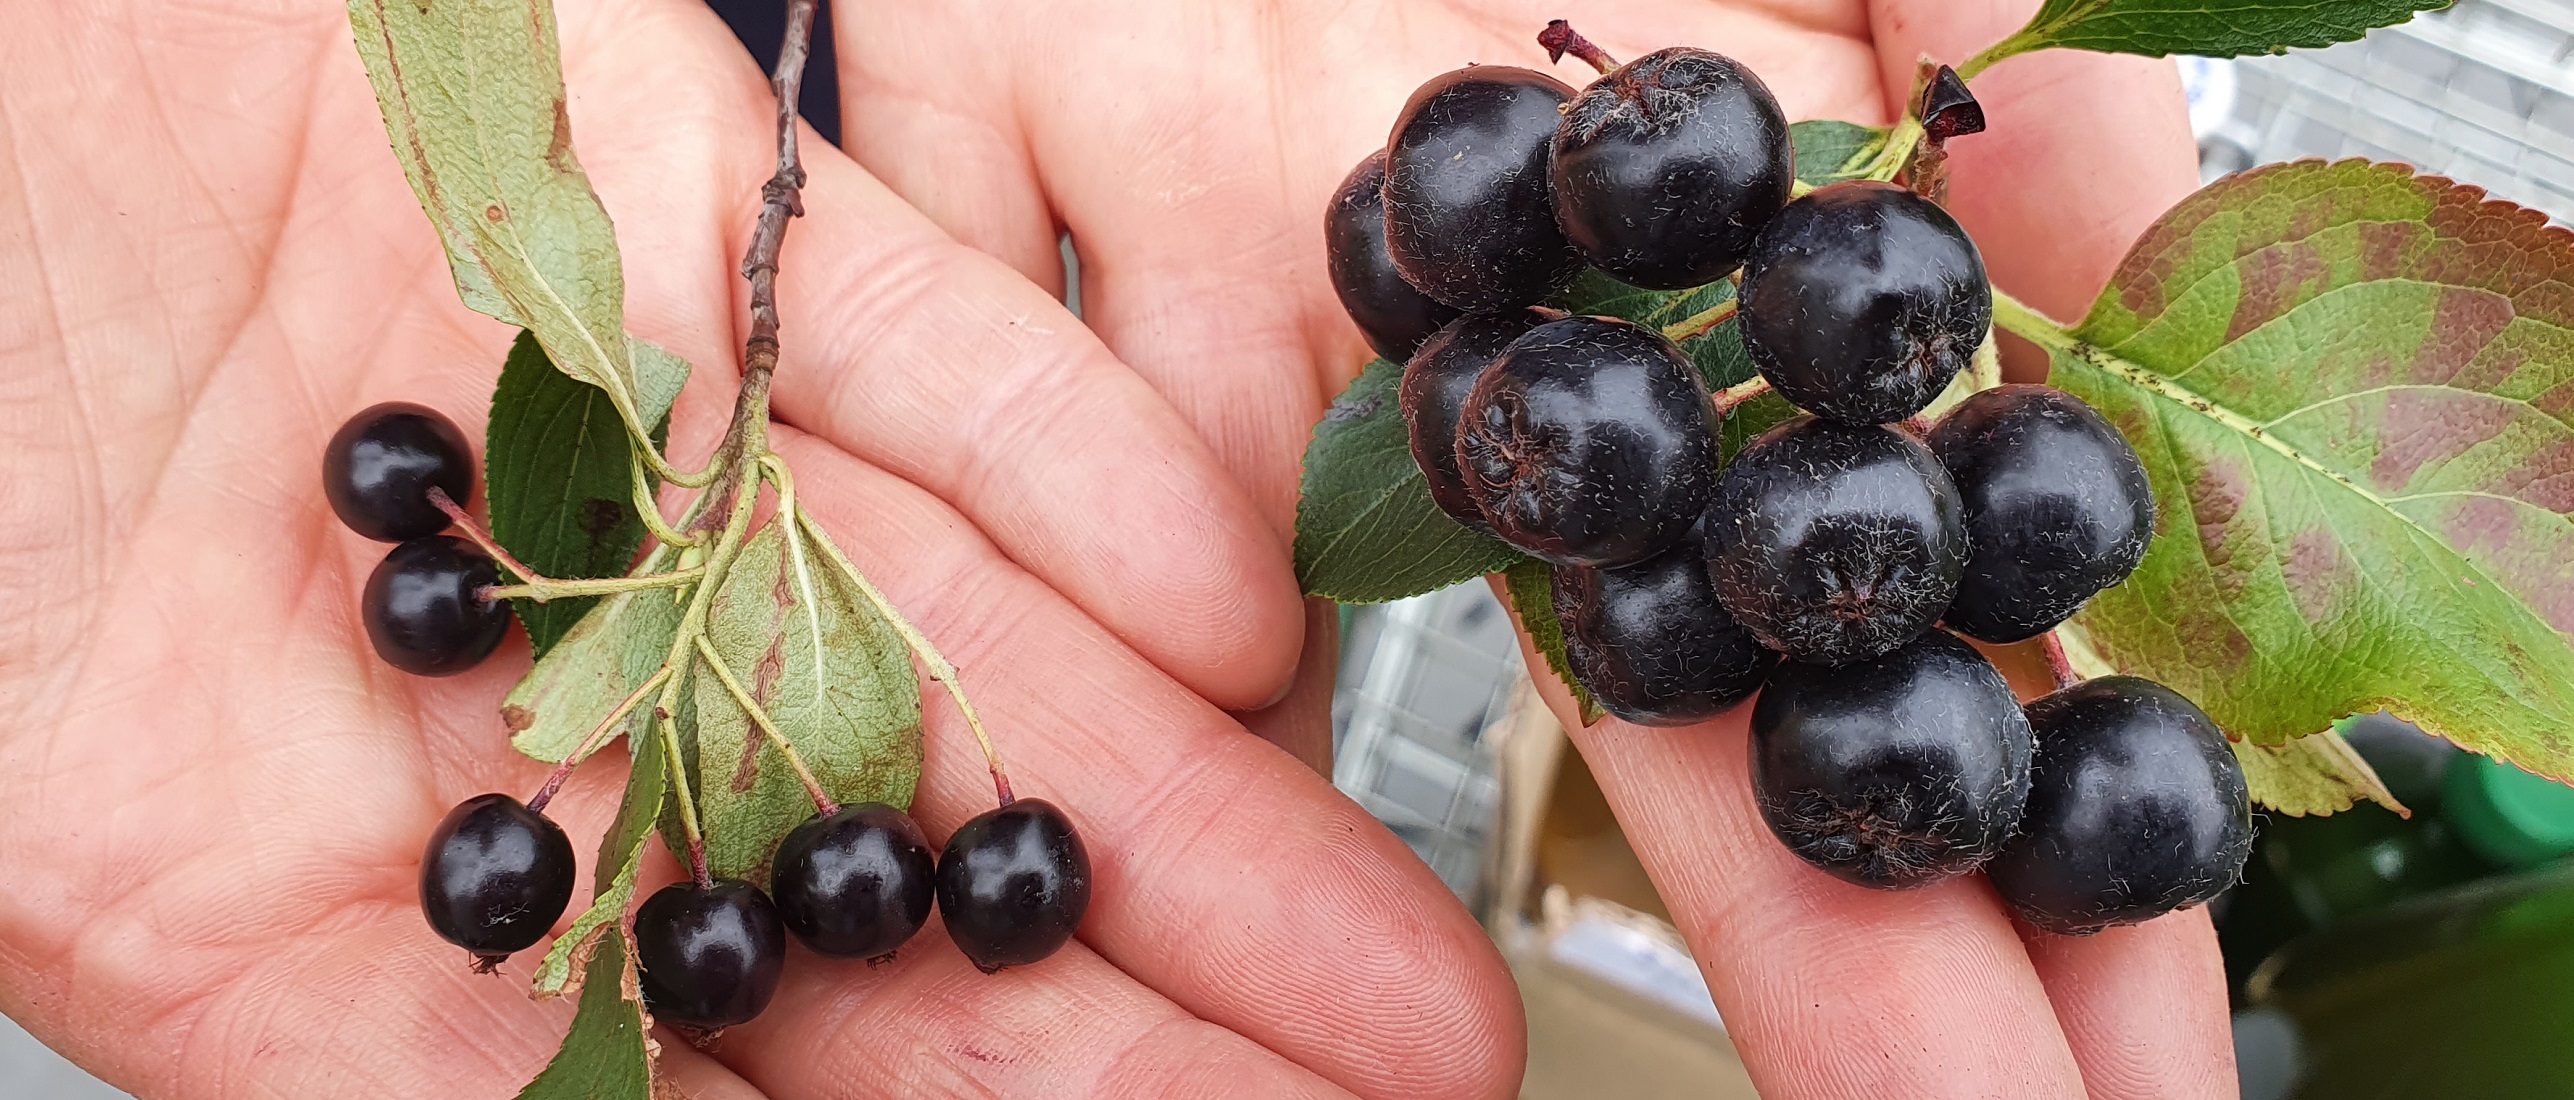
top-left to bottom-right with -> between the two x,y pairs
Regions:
1989,285 -> 2076,353
693,634 -> 839,816
525,665 -> 674,815
2039,629 -> 2084,690
1660,297 -> 1739,343
1537,20 -> 1619,76
630,446 -> 699,549
1712,375 -> 1773,415
426,486 -> 545,585
1970,331 -> 2004,392
480,568 -> 703,604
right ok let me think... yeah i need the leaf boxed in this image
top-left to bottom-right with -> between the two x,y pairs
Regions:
346,0 -> 663,444
2234,728 -> 2406,817
1293,356 -> 1528,603
1503,559 -> 1605,726
1788,119 -> 1885,188
2042,159 -> 2574,784
1970,0 -> 2449,73
532,707 -> 669,997
691,523 -> 923,882
502,547 -> 684,764
513,928 -> 653,1100
487,331 -> 689,655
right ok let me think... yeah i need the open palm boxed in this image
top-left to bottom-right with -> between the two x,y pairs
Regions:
836,0 -> 2233,1096
0,1 -> 1526,1097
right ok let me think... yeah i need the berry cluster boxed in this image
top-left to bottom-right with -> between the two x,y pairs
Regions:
1328,29 -> 2253,932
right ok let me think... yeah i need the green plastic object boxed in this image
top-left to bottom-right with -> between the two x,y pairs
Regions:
2445,755 -> 2574,870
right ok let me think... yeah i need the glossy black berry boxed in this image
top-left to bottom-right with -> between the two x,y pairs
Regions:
936,798 -> 1090,973
1328,151 -> 1465,361
770,803 -> 935,960
1457,316 -> 1720,567
1401,309 -> 1549,535
635,878 -> 787,1030
322,401 -> 474,542
1703,416 -> 1964,665
1552,528 -> 1777,726
1738,181 -> 1991,424
1382,66 -> 1583,312
419,793 -> 576,969
1550,48 -> 1792,290
363,536 -> 513,676
1929,385 -> 2154,643
1750,630 -> 2033,888
1988,676 -> 2254,934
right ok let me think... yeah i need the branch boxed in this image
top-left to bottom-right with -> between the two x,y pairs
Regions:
698,0 -> 818,483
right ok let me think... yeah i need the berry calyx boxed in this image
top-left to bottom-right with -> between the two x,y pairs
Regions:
1749,630 -> 2033,888
1382,66 -> 1583,312
770,802 -> 936,961
936,798 -> 1091,973
1401,309 -> 1550,536
1988,676 -> 2255,935
1552,527 -> 1777,725
1928,385 -> 2154,643
419,793 -> 576,971
635,878 -> 788,1031
1327,151 -> 1464,361
322,402 -> 476,542
1457,315 -> 1720,567
1550,47 -> 1793,290
362,535 -> 514,676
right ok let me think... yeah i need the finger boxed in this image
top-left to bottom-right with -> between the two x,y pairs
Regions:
2020,910 -> 2239,1099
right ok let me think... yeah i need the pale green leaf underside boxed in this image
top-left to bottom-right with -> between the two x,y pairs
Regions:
503,542 -> 683,763
513,933 -> 651,1100
533,708 -> 670,997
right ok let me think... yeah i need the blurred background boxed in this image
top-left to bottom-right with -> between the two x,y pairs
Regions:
11,0 -> 2574,1095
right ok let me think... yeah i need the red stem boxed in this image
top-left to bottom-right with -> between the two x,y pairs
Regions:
2039,630 -> 2083,690
427,487 -> 544,584
1538,20 -> 1618,76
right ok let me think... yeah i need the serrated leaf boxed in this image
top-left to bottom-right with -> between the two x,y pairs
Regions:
502,548 -> 684,763
513,929 -> 652,1100
2234,728 -> 2405,817
1503,559 -> 1605,726
1293,357 -> 1528,603
487,331 -> 688,655
533,709 -> 668,997
2044,159 -> 2574,783
1972,0 -> 2448,72
1788,119 -> 1885,188
691,523 -> 922,882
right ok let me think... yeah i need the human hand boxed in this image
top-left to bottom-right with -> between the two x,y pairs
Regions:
0,0 -> 1522,1096
833,1 -> 2227,1095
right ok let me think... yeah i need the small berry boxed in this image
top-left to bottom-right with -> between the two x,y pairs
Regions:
419,793 -> 576,970
322,402 -> 475,542
936,799 -> 1090,973
1550,47 -> 1792,290
363,536 -> 513,676
1382,66 -> 1583,312
1327,151 -> 1464,361
1750,630 -> 2033,888
1457,316 -> 1720,567
635,879 -> 787,1030
1929,385 -> 2154,643
1737,181 -> 1991,424
770,803 -> 936,960
1988,676 -> 2255,935
1400,309 -> 1549,536
1552,528 -> 1776,726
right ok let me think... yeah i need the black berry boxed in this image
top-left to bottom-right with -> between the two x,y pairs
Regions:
1327,151 -> 1465,361
322,401 -> 475,542
635,878 -> 787,1030
1988,676 -> 2254,935
1550,48 -> 1792,290
1400,309 -> 1549,536
1457,316 -> 1720,567
1552,528 -> 1777,726
1703,416 -> 1964,665
363,535 -> 513,676
936,798 -> 1090,973
1382,66 -> 1583,312
419,793 -> 577,969
1750,630 -> 2033,888
1929,385 -> 2154,643
1737,181 -> 1991,424
770,803 -> 935,960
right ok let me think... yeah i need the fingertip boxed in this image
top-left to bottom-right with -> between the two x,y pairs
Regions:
2022,907 -> 2238,1100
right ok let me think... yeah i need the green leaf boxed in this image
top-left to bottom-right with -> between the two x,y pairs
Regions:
501,550 -> 684,764
691,523 -> 923,882
1504,559 -> 1605,726
346,0 -> 665,445
2235,728 -> 2406,817
512,928 -> 652,1100
1293,357 -> 1528,603
531,706 -> 669,997
1968,0 -> 2449,74
1788,119 -> 1886,188
486,331 -> 688,655
2039,159 -> 2574,784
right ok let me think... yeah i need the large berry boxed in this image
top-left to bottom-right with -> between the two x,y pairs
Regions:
1400,309 -> 1548,535
1929,385 -> 2154,643
1551,48 -> 1792,289
1457,316 -> 1719,567
1989,676 -> 2254,935
936,799 -> 1090,973
635,879 -> 787,1030
363,536 -> 513,675
1703,416 -> 1964,664
322,402 -> 474,542
1750,631 -> 2033,888
770,803 -> 936,960
1382,66 -> 1583,312
1738,181 -> 1991,424
1327,151 -> 1464,360
1552,529 -> 1776,726
419,793 -> 576,968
